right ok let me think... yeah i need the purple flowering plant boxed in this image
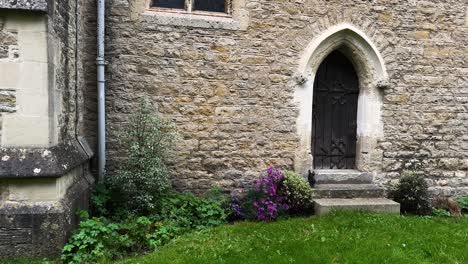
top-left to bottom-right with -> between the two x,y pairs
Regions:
231,167 -> 290,221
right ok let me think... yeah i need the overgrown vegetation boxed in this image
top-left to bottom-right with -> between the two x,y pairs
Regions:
62,212 -> 139,263
61,101 -> 229,263
62,192 -> 229,264
159,190 -> 228,229
389,171 -> 431,215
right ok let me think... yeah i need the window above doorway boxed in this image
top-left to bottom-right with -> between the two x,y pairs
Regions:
151,0 -> 231,16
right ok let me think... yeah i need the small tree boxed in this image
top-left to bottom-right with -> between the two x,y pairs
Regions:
109,100 -> 177,215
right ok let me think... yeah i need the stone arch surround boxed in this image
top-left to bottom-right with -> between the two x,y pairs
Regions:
294,23 -> 390,176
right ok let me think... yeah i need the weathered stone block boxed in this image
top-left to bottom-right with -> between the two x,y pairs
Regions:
0,90 -> 15,112
409,31 -> 431,39
314,198 -> 400,215
0,0 -> 47,12
2,115 -> 50,147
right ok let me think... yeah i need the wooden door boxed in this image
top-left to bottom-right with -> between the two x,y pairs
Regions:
312,50 -> 359,169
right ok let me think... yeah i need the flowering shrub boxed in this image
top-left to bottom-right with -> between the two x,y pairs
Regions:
231,168 -> 291,221
230,195 -> 245,219
230,167 -> 315,221
249,167 -> 289,221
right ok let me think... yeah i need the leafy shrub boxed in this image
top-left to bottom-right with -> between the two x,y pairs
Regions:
63,192 -> 229,263
118,216 -> 155,252
147,220 -> 185,249
281,170 -> 314,214
62,212 -> 123,264
457,196 -> 468,213
108,100 -> 177,215
389,171 -> 431,215
90,183 -> 111,217
62,212 -> 163,263
146,191 -> 229,248
158,192 -> 228,229
432,208 -> 452,217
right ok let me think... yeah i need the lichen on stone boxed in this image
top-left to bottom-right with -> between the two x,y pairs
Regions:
0,0 -> 47,12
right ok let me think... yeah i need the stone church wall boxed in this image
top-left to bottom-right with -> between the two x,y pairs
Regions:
101,0 -> 468,196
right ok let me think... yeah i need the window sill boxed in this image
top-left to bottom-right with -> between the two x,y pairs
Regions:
142,9 -> 248,31
149,7 -> 232,18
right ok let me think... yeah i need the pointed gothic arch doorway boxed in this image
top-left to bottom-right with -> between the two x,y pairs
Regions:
312,50 -> 359,169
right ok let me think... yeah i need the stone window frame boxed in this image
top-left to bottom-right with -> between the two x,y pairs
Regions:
143,0 -> 249,30
150,0 -> 233,17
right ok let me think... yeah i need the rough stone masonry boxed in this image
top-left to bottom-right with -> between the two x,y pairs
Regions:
0,0 -> 467,258
84,0 -> 468,196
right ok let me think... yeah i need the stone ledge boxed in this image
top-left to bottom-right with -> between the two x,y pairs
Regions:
0,138 -> 93,179
312,169 -> 373,184
0,0 -> 47,12
142,10 -> 247,31
314,198 -> 400,215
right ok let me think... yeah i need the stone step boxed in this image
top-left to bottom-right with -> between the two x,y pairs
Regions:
312,169 -> 372,185
312,184 -> 384,199
314,198 -> 400,215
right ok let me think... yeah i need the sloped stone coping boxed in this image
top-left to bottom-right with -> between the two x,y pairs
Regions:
0,138 -> 93,178
0,0 -> 47,12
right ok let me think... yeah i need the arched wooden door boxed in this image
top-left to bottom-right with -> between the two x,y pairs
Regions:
312,50 -> 359,169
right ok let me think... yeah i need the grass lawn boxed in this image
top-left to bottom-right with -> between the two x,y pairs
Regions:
119,212 -> 468,264
4,212 -> 468,264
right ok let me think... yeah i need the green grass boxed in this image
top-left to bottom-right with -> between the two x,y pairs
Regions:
119,212 -> 468,264
5,212 -> 468,264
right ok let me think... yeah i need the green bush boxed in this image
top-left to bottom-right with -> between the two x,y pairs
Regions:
90,183 -> 111,217
62,212 -> 161,263
62,192 -> 228,263
281,170 -> 314,214
145,190 -> 230,250
108,100 -> 177,215
158,191 -> 228,229
457,196 -> 468,213
432,208 -> 452,217
389,171 -> 431,215
61,212 -> 124,264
